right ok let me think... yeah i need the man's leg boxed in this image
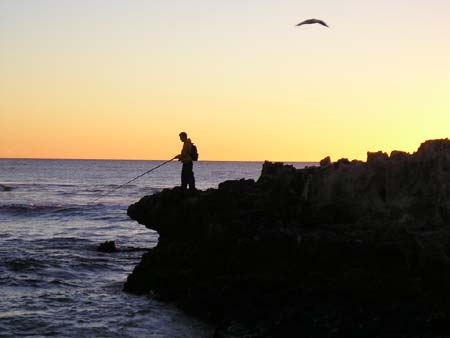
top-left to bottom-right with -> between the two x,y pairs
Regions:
181,163 -> 188,189
189,166 -> 195,190
183,162 -> 195,190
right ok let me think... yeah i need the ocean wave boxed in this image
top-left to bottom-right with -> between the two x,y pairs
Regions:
2,182 -> 79,189
0,204 -> 62,213
0,182 -> 139,192
32,237 -> 93,250
0,203 -> 108,217
3,257 -> 49,272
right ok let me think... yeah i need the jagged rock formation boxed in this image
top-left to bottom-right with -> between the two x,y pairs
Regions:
124,139 -> 450,338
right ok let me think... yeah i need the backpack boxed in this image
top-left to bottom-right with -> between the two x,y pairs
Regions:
190,143 -> 199,161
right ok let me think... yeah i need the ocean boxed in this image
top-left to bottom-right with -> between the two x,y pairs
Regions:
0,159 -> 313,338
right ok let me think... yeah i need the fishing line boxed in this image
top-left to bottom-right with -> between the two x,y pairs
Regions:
93,157 -> 176,202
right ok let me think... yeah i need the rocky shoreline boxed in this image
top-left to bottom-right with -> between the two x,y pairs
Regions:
124,139 -> 450,337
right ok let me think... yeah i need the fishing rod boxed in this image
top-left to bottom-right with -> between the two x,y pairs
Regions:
93,157 -> 177,202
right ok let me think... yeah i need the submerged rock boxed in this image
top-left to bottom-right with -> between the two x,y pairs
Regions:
0,184 -> 12,191
124,139 -> 450,337
97,240 -> 149,253
97,240 -> 118,253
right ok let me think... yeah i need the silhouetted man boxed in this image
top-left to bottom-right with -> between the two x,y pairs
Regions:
175,132 -> 196,190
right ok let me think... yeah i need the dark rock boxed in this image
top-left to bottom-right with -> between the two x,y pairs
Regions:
124,139 -> 450,337
0,184 -> 12,191
390,150 -> 409,161
320,156 -> 331,167
97,240 -> 149,253
97,240 -> 118,253
367,151 -> 389,164
335,157 -> 350,165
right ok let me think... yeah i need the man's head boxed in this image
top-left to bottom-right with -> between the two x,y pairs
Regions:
179,132 -> 187,142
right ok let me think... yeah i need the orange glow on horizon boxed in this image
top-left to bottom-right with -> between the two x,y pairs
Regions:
1,1 -> 449,161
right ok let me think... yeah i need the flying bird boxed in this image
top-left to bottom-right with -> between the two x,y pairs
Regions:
296,19 -> 329,28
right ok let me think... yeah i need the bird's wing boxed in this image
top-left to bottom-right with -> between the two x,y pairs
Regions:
317,20 -> 329,27
296,19 -> 313,26
296,18 -> 329,27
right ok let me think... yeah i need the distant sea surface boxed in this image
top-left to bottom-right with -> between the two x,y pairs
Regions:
0,159 -> 314,337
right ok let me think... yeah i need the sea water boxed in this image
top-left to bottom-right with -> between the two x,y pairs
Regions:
0,159 -> 313,337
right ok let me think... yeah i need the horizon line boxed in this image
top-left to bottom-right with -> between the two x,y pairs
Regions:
0,157 -> 319,163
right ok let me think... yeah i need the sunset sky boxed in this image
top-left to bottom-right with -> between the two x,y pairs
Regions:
1,0 -> 449,161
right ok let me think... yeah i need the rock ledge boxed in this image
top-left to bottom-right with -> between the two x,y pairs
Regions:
125,139 -> 450,337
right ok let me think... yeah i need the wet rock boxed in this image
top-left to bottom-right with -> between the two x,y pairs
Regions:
97,240 -> 118,253
125,139 -> 450,337
0,184 -> 12,191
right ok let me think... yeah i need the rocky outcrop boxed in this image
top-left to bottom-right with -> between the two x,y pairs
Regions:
124,139 -> 450,337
